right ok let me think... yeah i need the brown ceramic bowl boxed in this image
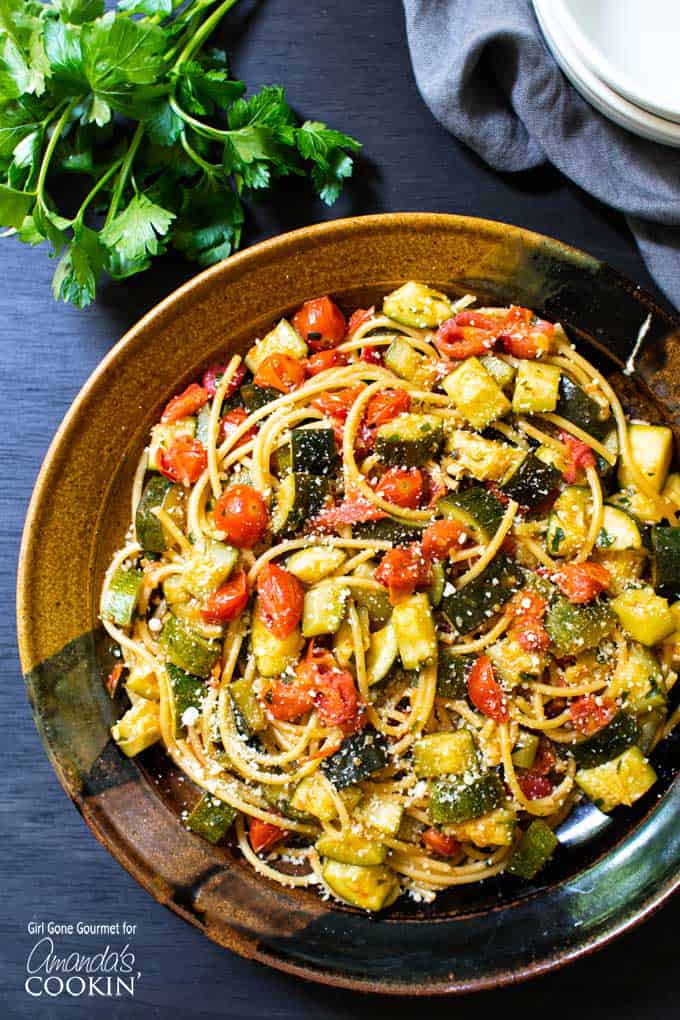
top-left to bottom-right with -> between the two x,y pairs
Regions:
17,214 -> 680,994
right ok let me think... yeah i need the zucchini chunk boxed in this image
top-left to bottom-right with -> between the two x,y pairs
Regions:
366,621 -> 399,686
353,518 -> 423,545
102,567 -> 143,627
511,731 -> 539,770
245,318 -> 307,373
384,336 -> 439,390
135,476 -> 184,553
185,793 -> 237,844
608,487 -> 664,525
608,643 -> 667,713
437,648 -> 473,698
375,413 -> 444,467
160,615 -> 220,678
286,546 -> 346,584
445,430 -> 524,484
322,729 -> 388,788
429,771 -> 504,824
511,361 -> 561,414
383,281 -> 453,328
392,592 -> 437,669
322,859 -> 399,911
355,793 -> 404,836
500,452 -> 561,508
546,485 -> 591,557
438,485 -> 506,543
611,586 -> 675,646
428,560 -> 446,607
593,548 -> 646,596
571,711 -> 639,769
442,357 -> 511,429
596,506 -> 642,551
291,427 -> 337,476
414,730 -> 477,778
350,562 -> 393,625
507,820 -> 558,879
440,553 -> 519,635
487,634 -> 547,687
240,382 -> 280,411
544,597 -> 614,656
316,833 -> 387,866
480,353 -> 515,390
618,423 -> 673,493
182,540 -> 238,596
575,746 -> 657,813
652,526 -> 680,600
444,806 -> 517,848
251,606 -> 303,677
166,662 -> 207,736
229,676 -> 265,735
125,667 -> 159,701
663,471 -> 680,507
556,376 -> 609,441
289,776 -> 339,822
111,699 -> 161,757
272,472 -> 332,536
302,580 -> 350,637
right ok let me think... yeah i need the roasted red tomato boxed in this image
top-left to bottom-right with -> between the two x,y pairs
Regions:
467,654 -> 509,722
553,562 -> 610,603
422,828 -> 461,857
364,388 -> 410,428
249,817 -> 287,854
253,353 -> 306,393
201,570 -> 249,624
498,306 -> 555,359
312,494 -> 386,531
213,484 -> 268,547
305,349 -> 348,376
518,773 -> 553,800
569,695 -> 617,736
316,671 -> 362,731
219,407 -> 257,447
201,362 -> 247,398
560,430 -> 596,484
159,436 -> 207,486
375,545 -> 431,604
421,519 -> 468,560
313,385 -> 365,422
509,588 -> 548,620
376,467 -> 424,508
435,310 -> 499,359
508,588 -> 550,651
360,344 -> 385,366
292,296 -> 346,351
161,383 -> 209,424
347,306 -> 375,336
267,675 -> 315,721
256,563 -> 304,639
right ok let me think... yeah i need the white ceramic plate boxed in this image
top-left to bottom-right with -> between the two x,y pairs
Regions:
533,0 -> 680,148
556,0 -> 680,125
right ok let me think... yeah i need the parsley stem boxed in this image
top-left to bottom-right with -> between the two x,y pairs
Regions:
172,0 -> 241,69
180,132 -> 219,174
74,156 -> 125,226
35,99 -> 78,203
104,122 -> 145,228
170,95 -> 230,140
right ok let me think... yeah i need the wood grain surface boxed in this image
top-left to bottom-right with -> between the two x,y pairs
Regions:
1,1 -> 677,1016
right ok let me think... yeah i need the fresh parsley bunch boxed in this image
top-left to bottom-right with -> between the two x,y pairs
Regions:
0,0 -> 361,307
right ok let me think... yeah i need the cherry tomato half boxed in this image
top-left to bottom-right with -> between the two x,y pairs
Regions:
256,562 -> 304,639
375,545 -> 431,604
421,519 -> 468,560
292,296 -> 346,351
159,436 -> 207,486
315,671 -> 362,730
517,773 -> 553,800
213,484 -> 268,548
253,353 -> 306,393
499,306 -> 555,359
161,383 -> 209,424
249,817 -> 287,854
422,827 -> 461,858
569,695 -> 617,736
201,570 -> 249,624
201,362 -> 247,398
219,406 -> 257,447
467,654 -> 509,722
559,430 -> 596,484
376,467 -> 424,509
347,306 -> 375,336
553,562 -> 610,604
364,388 -> 410,428
305,349 -> 348,376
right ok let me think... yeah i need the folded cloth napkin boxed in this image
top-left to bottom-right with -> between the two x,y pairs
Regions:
402,0 -> 680,310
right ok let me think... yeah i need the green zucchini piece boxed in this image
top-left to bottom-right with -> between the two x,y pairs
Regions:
608,643 -> 667,713
500,452 -> 561,508
375,413 -> 444,467
353,518 -> 423,545
609,487 -> 665,526
392,592 -> 437,669
166,662 -> 207,736
611,586 -> 675,646
429,771 -> 504,824
272,472 -> 332,535
185,793 -> 237,844
445,429 -> 525,484
438,485 -> 505,543
245,318 -> 307,373
507,820 -> 558,879
302,580 -> 350,637
383,281 -> 453,328
102,567 -> 143,627
511,731 -> 539,770
480,353 -> 515,390
544,597 -> 614,656
597,505 -> 642,551
286,546 -> 346,583
355,793 -> 404,835
575,747 -> 657,812
546,485 -> 591,557
428,560 -> 446,607
182,540 -> 238,596
321,729 -> 388,788
618,423 -> 673,493
436,648 -> 472,699
351,562 -> 393,625
111,699 -> 161,757
556,376 -> 609,441
444,806 -> 517,848
316,833 -> 387,866
240,382 -> 280,411
161,615 -> 220,678
414,730 -> 477,778
135,476 -> 183,553
289,776 -> 338,821
511,361 -> 561,414
260,784 -> 314,823
442,357 -> 511,429
653,526 -> 680,600
384,336 -> 438,389
322,859 -> 400,911
440,553 -> 519,635
251,607 -> 303,677
487,633 -> 547,686
291,427 -> 337,476
571,712 -> 639,769
229,676 -> 265,735
366,621 -> 399,686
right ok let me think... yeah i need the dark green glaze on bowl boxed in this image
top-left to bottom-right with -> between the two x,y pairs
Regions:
16,214 -> 680,994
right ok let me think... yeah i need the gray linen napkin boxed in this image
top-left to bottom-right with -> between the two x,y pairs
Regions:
402,0 -> 680,310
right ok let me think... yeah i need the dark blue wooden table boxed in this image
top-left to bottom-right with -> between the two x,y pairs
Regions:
2,2 -> 678,1016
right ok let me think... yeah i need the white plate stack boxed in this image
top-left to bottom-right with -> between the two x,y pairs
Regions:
532,0 -> 680,147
